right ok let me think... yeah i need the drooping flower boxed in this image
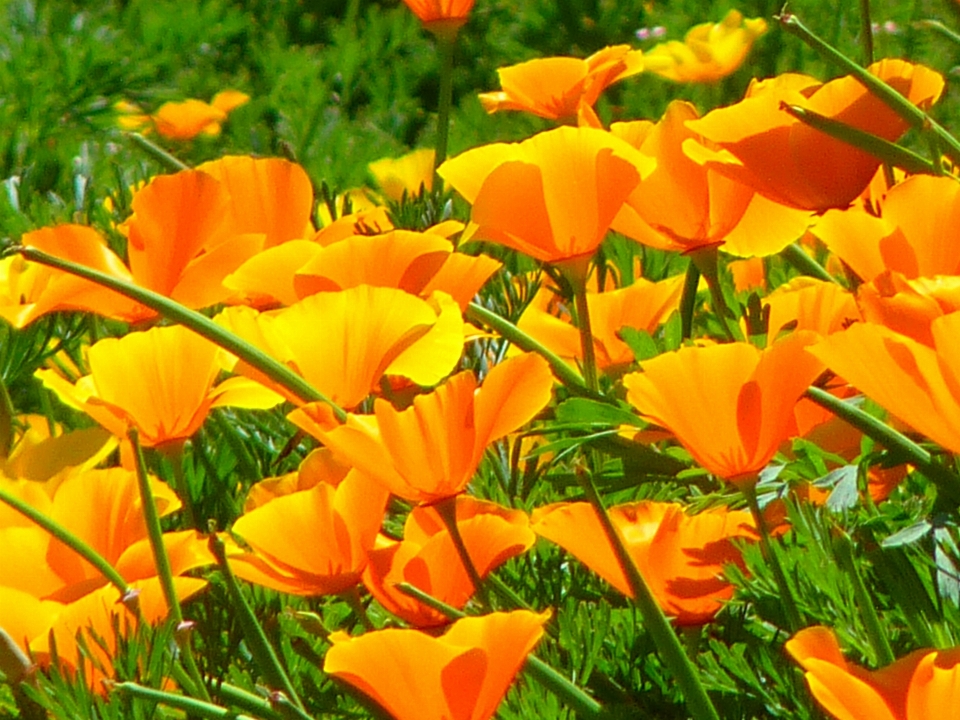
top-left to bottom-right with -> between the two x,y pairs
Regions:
644,10 -> 768,83
807,312 -> 960,455
610,101 -> 812,256
216,285 -> 465,409
323,610 -> 549,720
623,332 -> 824,484
37,324 -> 281,448
812,174 -> 960,282
229,469 -> 389,596
364,497 -> 535,627
532,500 -> 757,625
478,45 -> 644,122
438,126 -> 655,273
786,625 -> 960,720
684,60 -> 944,211
289,353 -> 554,503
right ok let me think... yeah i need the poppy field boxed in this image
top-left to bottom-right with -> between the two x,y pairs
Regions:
4,0 -> 960,718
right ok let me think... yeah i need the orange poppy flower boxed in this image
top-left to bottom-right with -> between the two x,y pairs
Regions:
215,285 -> 465,409
610,101 -> 811,256
401,0 -> 474,37
812,174 -> 960,283
729,257 -> 766,292
532,501 -> 757,625
786,626 -> 960,720
643,10 -> 767,84
224,230 -> 500,310
808,312 -> 960,455
438,126 -> 655,270
229,468 -> 389,596
363,497 -> 535,627
515,275 -> 684,370
323,610 -> 549,720
289,353 -> 554,503
478,45 -> 644,122
36,324 -> 281,448
684,60 -> 944,211
623,332 -> 824,484
143,90 -> 249,140
857,272 -> 960,346
368,148 -> 435,201
763,278 -> 861,343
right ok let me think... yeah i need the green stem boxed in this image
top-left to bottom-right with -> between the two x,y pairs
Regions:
341,586 -> 376,632
433,496 -> 490,606
914,19 -> 960,49
0,487 -> 129,595
212,683 -> 285,720
679,259 -> 700,341
689,246 -> 741,342
395,583 -> 602,718
741,481 -> 803,633
777,12 -> 960,167
805,386 -> 960,505
832,529 -> 895,666
432,34 -> 456,175
129,429 -> 210,702
858,0 -> 874,65
575,466 -> 720,720
163,441 -> 197,529
570,277 -> 599,394
208,534 -> 304,709
14,246 -> 346,421
125,133 -> 190,172
465,302 -> 604,400
781,243 -> 836,284
113,682 -> 258,720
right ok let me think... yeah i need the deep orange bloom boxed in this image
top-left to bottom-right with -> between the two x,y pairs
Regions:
623,332 -> 824,484
36,324 -> 281,448
401,0 -> 474,37
532,501 -> 757,625
229,469 -> 389,596
478,45 -> 644,122
224,230 -> 500,310
644,10 -> 767,84
323,610 -> 549,720
515,275 -> 684,371
363,497 -> 534,627
808,312 -> 960,455
438,126 -> 655,268
786,626 -> 960,720
857,272 -> 960,346
289,353 -> 554,503
610,101 -> 811,256
216,285 -> 465,409
685,60 -> 944,211
812,174 -> 960,283
117,90 -> 249,139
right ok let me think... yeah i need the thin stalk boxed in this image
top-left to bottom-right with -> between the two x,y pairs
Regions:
781,243 -> 836,284
805,386 -> 960,505
0,486 -> 128,595
125,133 -> 190,172
777,12 -> 960,166
833,529 -> 895,666
858,0 -> 874,65
914,19 -> 960,48
741,481 -> 803,633
129,429 -> 210,702
163,441 -> 196,529
679,259 -> 700,341
689,246 -> 741,342
212,684 -> 285,720
396,583 -> 603,718
113,682 -> 257,720
341,586 -> 376,632
466,302 -> 604,401
208,534 -> 304,709
575,466 -> 720,720
570,277 -> 599,394
13,246 -> 346,421
433,496 -> 489,606
432,34 -> 456,174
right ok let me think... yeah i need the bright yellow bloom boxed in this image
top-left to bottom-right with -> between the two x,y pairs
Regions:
368,148 -> 435,201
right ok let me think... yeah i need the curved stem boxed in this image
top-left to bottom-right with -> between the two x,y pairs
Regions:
781,243 -> 837,285
433,496 -> 489,606
14,246 -> 346,421
689,246 -> 741,342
